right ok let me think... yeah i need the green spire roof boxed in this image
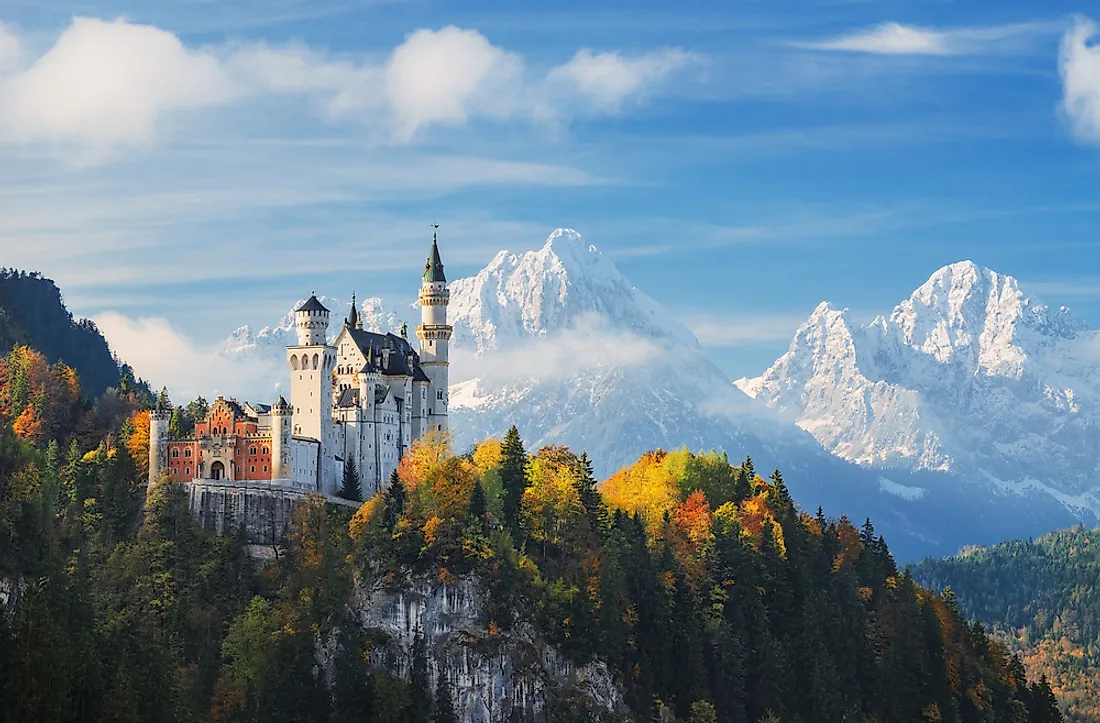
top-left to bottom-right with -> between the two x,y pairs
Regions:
423,232 -> 446,283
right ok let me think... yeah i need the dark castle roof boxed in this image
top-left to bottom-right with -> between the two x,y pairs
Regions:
296,295 -> 329,313
344,328 -> 430,382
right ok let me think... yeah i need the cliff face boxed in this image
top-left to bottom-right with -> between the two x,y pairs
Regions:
352,575 -> 623,723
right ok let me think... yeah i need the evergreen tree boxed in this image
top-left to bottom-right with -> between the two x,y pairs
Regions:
339,458 -> 362,502
575,451 -> 609,536
499,426 -> 528,535
432,674 -> 458,723
469,480 -> 488,530
383,469 -> 406,531
410,628 -> 432,723
155,386 -> 170,409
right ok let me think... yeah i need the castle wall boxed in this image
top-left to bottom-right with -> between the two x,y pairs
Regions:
185,480 -> 358,544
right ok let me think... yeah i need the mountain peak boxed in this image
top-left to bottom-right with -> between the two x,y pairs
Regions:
448,229 -> 698,355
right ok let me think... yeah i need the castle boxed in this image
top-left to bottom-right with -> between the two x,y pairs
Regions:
148,235 -> 452,498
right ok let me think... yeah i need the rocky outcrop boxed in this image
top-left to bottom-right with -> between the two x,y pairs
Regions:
353,575 -> 623,723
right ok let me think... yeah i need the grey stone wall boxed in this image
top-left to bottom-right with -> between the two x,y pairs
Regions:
185,481 -> 358,544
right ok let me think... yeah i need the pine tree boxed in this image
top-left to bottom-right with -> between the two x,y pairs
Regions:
574,451 -> 608,536
155,386 -> 170,409
383,469 -> 406,531
410,627 -> 432,723
432,674 -> 458,723
469,480 -> 488,530
499,426 -> 528,535
339,458 -> 362,502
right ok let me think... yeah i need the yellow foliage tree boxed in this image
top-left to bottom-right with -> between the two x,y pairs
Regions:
471,438 -> 502,473
601,450 -> 680,536
397,428 -> 454,490
521,458 -> 584,549
125,410 -> 151,480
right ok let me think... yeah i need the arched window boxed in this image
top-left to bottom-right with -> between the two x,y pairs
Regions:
262,446 -> 269,455
249,446 -> 257,456
172,449 -> 179,458
291,355 -> 300,371
185,449 -> 192,458
250,465 -> 255,473
312,353 -> 319,369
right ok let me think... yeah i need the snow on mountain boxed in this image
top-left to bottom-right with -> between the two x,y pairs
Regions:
738,260 -> 1100,516
448,228 -> 698,356
446,229 -> 802,475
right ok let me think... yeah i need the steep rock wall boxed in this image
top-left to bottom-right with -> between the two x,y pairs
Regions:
185,481 -> 357,544
353,575 -> 623,723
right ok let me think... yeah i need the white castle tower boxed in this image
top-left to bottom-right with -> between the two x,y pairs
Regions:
286,295 -> 335,444
417,231 -> 452,433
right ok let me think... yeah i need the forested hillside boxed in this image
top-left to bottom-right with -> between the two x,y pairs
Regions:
0,269 -> 139,399
0,338 -> 1065,723
911,527 -> 1100,722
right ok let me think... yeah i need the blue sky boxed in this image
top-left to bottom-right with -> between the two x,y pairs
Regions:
1,0 -> 1100,392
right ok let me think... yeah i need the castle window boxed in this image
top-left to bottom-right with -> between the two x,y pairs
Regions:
437,390 -> 444,400
263,447 -> 268,454
172,449 -> 179,458
249,446 -> 257,455
250,465 -> 255,473
185,449 -> 192,458
263,465 -> 268,472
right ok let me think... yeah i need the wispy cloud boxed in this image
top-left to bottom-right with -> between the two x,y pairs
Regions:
685,312 -> 807,348
1025,277 -> 1100,299
1060,15 -> 1100,144
795,20 -> 1056,56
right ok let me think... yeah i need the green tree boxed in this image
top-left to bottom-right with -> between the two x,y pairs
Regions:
432,674 -> 458,723
339,458 -> 362,502
410,628 -> 432,723
383,469 -> 406,531
499,426 -> 528,535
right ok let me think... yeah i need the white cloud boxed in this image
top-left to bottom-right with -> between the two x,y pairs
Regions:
0,22 -> 19,73
94,311 -> 284,402
686,312 -> 805,348
1060,16 -> 1100,144
386,26 -> 526,141
0,17 -> 237,153
0,17 -> 694,154
450,312 -> 664,384
797,20 -> 1049,56
548,48 -> 693,112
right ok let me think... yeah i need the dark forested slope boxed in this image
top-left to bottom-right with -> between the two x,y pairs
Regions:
0,269 -> 131,399
911,527 -> 1100,722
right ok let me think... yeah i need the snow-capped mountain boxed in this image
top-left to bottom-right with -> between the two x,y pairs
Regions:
738,260 -> 1100,516
225,295 -> 410,359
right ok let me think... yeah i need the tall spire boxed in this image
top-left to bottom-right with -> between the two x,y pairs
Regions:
423,225 -> 446,283
347,291 -> 360,329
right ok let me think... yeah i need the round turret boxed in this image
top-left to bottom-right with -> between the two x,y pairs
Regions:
148,406 -> 172,485
295,294 -> 330,346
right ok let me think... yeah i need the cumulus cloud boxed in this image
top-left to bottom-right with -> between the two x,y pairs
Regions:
0,16 -> 693,154
94,312 -> 284,403
386,26 -> 526,140
0,17 -> 237,152
548,48 -> 694,112
797,20 -> 1047,56
1060,16 -> 1100,144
